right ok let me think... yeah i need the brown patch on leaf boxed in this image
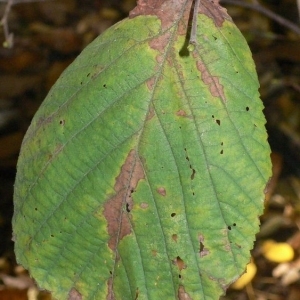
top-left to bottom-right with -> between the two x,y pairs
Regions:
200,0 -> 230,27
36,115 -> 53,127
104,150 -> 144,250
129,0 -> 229,33
149,31 -> 172,55
178,285 -> 192,300
68,288 -> 82,300
199,234 -> 210,257
196,60 -> 226,104
106,277 -> 115,300
146,77 -> 156,91
172,256 -> 186,271
146,105 -> 155,120
129,0 -> 190,31
140,202 -> 149,209
176,109 -> 187,117
157,187 -> 166,196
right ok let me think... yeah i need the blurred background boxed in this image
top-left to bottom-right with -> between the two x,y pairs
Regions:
0,0 -> 300,299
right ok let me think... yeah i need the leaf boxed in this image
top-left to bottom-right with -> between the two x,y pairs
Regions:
12,0 -> 271,299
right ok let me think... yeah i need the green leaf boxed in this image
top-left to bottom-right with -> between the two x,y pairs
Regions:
13,0 -> 271,299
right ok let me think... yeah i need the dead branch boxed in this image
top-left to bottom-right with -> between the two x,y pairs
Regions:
221,0 -> 300,36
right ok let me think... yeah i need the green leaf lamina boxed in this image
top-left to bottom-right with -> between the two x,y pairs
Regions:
13,0 -> 271,299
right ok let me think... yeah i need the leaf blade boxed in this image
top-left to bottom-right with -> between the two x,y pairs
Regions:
13,1 -> 271,299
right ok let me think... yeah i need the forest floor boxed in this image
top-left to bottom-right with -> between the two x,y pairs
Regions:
1,0 -> 300,299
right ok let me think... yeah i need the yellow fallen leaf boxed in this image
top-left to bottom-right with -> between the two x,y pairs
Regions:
262,240 -> 294,263
231,261 -> 257,290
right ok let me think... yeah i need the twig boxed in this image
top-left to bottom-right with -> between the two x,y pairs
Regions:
297,0 -> 300,23
0,0 -> 48,48
189,0 -> 201,45
221,0 -> 300,36
0,0 -> 14,47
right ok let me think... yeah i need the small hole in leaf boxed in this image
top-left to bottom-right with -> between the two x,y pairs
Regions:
171,213 -> 176,217
179,274 -> 182,279
220,150 -> 223,154
246,106 -> 250,111
233,223 -> 236,226
126,203 -> 131,212
216,119 -> 221,126
35,207 -> 38,211
212,115 -> 214,118
59,120 -> 65,125
228,226 -> 232,230
135,288 -> 139,300
103,84 -> 107,88
50,234 -> 54,237
191,168 -> 196,180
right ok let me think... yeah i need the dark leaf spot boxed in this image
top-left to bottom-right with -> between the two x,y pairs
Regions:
171,212 -> 176,217
172,234 -> 178,242
135,288 -> 139,300
191,168 -> 196,180
199,234 -> 210,257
